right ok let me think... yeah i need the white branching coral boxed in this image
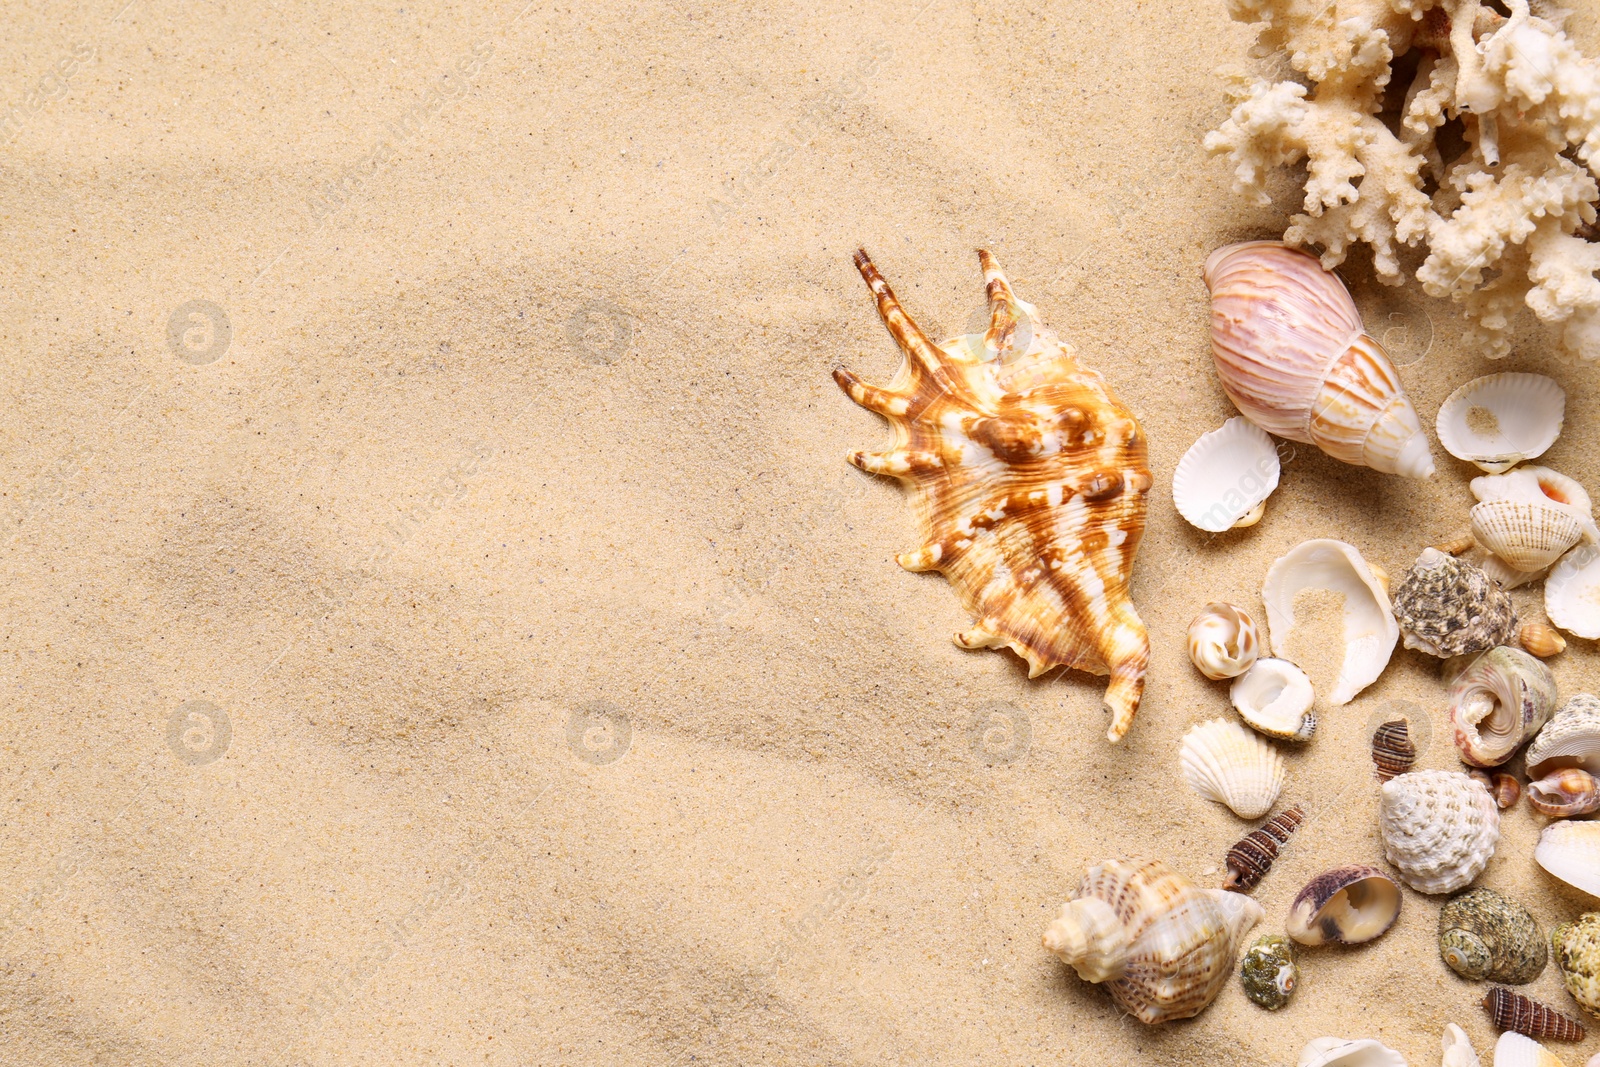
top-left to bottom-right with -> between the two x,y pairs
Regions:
1206,0 -> 1600,359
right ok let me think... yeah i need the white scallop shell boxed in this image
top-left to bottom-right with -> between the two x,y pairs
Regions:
1436,373 -> 1565,474
1534,819 -> 1600,899
1187,602 -> 1260,680
1378,770 -> 1500,894
1494,1031 -> 1569,1067
1173,417 -> 1282,532
1297,1037 -> 1408,1067
1524,694 -> 1600,778
1472,467 -> 1600,542
1546,545 -> 1600,639
1230,657 -> 1316,741
1179,718 -> 1285,819
1442,1024 -> 1482,1067
1471,500 -> 1585,572
1261,539 -> 1398,705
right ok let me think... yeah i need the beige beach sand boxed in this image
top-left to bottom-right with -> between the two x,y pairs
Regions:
1,0 -> 1598,1063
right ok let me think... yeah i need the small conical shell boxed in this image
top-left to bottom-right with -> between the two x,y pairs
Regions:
1485,986 -> 1587,1042
1436,373 -> 1566,474
1230,657 -> 1316,741
1493,1032 -> 1570,1067
1173,417 -> 1282,531
1472,501 -> 1586,572
1188,602 -> 1260,680
1525,695 -> 1600,778
1535,820 -> 1600,899
1180,718 -> 1286,819
1297,1037 -> 1408,1067
1547,546 -> 1600,640
1261,539 -> 1398,704
1204,242 -> 1434,478
1448,646 -> 1559,768
1380,770 -> 1500,894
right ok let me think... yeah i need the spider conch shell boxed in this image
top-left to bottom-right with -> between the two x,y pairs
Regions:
1204,241 -> 1434,479
1042,858 -> 1263,1023
835,251 -> 1152,742
1379,770 -> 1500,895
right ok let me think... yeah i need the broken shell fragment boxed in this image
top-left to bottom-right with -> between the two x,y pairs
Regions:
1525,695 -> 1600,779
1551,912 -> 1600,1018
1261,539 -> 1398,705
1546,546 -> 1600,640
1286,864 -> 1402,946
1484,986 -> 1587,1042
1436,373 -> 1566,474
1393,549 -> 1518,658
1180,719 -> 1286,820
1380,770 -> 1501,894
1297,1038 -> 1408,1067
1240,933 -> 1297,1010
1472,500 -> 1587,573
1442,1024 -> 1482,1067
1494,1032 -> 1570,1067
1449,646 -> 1559,768
1520,621 -> 1568,659
1230,657 -> 1316,741
1224,806 -> 1305,892
1528,769 -> 1600,818
1188,602 -> 1260,680
1438,887 -> 1547,984
1535,820 -> 1600,899
1174,417 -> 1282,532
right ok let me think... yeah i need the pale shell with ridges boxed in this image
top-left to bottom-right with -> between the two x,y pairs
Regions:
1188,602 -> 1260,680
1494,1032 -> 1569,1067
1230,657 -> 1316,741
1204,242 -> 1434,478
1472,467 -> 1600,544
1525,695 -> 1600,779
1481,553 -> 1550,591
1436,373 -> 1566,474
1443,1023 -> 1483,1067
1297,1037 -> 1408,1067
1546,546 -> 1600,640
1535,820 -> 1600,900
1261,539 -> 1398,705
1379,770 -> 1500,894
1173,417 -> 1282,532
1180,718 -> 1286,819
1472,500 -> 1586,573
1449,646 -> 1559,768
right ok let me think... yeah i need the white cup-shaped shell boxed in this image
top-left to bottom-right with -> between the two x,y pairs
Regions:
1297,1037 -> 1409,1067
1180,718 -> 1286,819
1173,417 -> 1282,531
1188,602 -> 1260,680
1231,657 -> 1316,741
1261,539 -> 1398,705
1472,500 -> 1585,572
1546,545 -> 1600,639
1448,646 -> 1559,768
1379,770 -> 1500,894
1436,373 -> 1566,474
1535,819 -> 1600,899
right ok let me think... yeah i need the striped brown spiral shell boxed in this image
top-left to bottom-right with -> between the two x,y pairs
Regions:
1371,719 -> 1417,782
1223,806 -> 1305,892
1483,986 -> 1587,1041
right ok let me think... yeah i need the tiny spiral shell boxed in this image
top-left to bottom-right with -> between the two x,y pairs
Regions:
1223,806 -> 1305,892
1483,986 -> 1587,1041
1372,719 -> 1417,782
1188,603 -> 1260,680
1520,620 -> 1568,659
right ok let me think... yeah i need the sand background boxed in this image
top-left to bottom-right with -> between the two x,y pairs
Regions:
1,0 -> 1598,1063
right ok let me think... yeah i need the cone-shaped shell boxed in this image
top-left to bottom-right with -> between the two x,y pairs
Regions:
1437,373 -> 1566,474
1438,887 -> 1547,984
1261,539 -> 1398,704
1547,546 -> 1600,641
1535,821 -> 1600,899
1297,1037 -> 1408,1067
1188,602 -> 1260,680
1380,770 -> 1500,894
1286,865 -> 1402,946
1551,912 -> 1600,1018
1173,417 -> 1282,531
1180,718 -> 1286,819
1204,242 -> 1434,478
1525,695 -> 1600,778
1042,858 -> 1263,1023
1472,501 -> 1586,572
1449,646 -> 1559,768
1230,657 -> 1316,741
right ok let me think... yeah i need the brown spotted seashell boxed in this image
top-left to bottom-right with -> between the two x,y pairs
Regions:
1223,806 -> 1305,892
1371,719 -> 1417,782
837,251 -> 1152,742
1483,986 -> 1587,1041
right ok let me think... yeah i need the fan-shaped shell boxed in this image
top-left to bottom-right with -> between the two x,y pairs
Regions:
1393,549 -> 1517,658
835,251 -> 1152,742
1286,865 -> 1402,946
1546,546 -> 1600,640
1041,858 -> 1263,1023
1204,241 -> 1434,478
1525,695 -> 1600,778
1438,887 -> 1547,984
1261,539 -> 1398,704
1188,602 -> 1260,680
1379,770 -> 1500,894
1436,373 -> 1566,474
1173,417 -> 1282,531
1493,1032 -> 1570,1067
1180,718 -> 1286,819
1551,912 -> 1600,1018
1230,657 -> 1316,741
1472,467 -> 1600,544
1472,501 -> 1586,572
1535,820 -> 1600,900
1297,1037 -> 1408,1067
1449,646 -> 1559,768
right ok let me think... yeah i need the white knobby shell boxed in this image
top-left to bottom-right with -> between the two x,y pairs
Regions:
1261,539 -> 1398,705
1187,602 -> 1260,680
1180,718 -> 1285,819
1546,545 -> 1600,640
1524,694 -> 1600,778
1436,373 -> 1566,474
1379,770 -> 1500,894
1442,1024 -> 1482,1067
1297,1037 -> 1409,1067
1230,657 -> 1316,741
1448,646 -> 1559,768
1173,417 -> 1282,532
1494,1031 -> 1569,1067
1471,500 -> 1585,572
1534,820 -> 1600,899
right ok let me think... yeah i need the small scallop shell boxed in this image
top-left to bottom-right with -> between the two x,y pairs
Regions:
1240,933 -> 1297,1010
1485,986 -> 1587,1042
1472,501 -> 1586,572
1525,695 -> 1600,778
1436,373 -> 1566,474
1188,602 -> 1260,680
1527,769 -> 1600,817
1473,466 -> 1596,518
1546,546 -> 1600,639
1174,418 -> 1282,532
1393,549 -> 1518,658
1443,1023 -> 1483,1067
1372,719 -> 1418,782
1551,912 -> 1600,1019
1286,865 -> 1402,946
1438,887 -> 1547,984
1180,719 -> 1285,819
1230,658 -> 1316,741
1224,806 -> 1305,892
1297,1037 -> 1408,1067
1261,539 -> 1398,705
1449,646 -> 1559,768
1520,621 -> 1568,659
1380,770 -> 1500,894
1494,1032 -> 1571,1067
1535,820 -> 1600,899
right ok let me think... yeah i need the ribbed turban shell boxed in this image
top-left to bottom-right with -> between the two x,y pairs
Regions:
834,250 -> 1152,742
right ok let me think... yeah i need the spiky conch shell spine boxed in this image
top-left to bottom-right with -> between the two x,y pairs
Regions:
834,250 -> 1151,742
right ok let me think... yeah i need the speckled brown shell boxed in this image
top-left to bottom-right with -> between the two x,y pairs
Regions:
1483,986 -> 1587,1041
1551,912 -> 1600,1018
836,251 -> 1152,742
1392,549 -> 1517,658
1438,888 -> 1547,984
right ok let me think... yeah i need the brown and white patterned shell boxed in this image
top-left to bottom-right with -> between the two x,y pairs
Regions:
836,251 -> 1152,742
